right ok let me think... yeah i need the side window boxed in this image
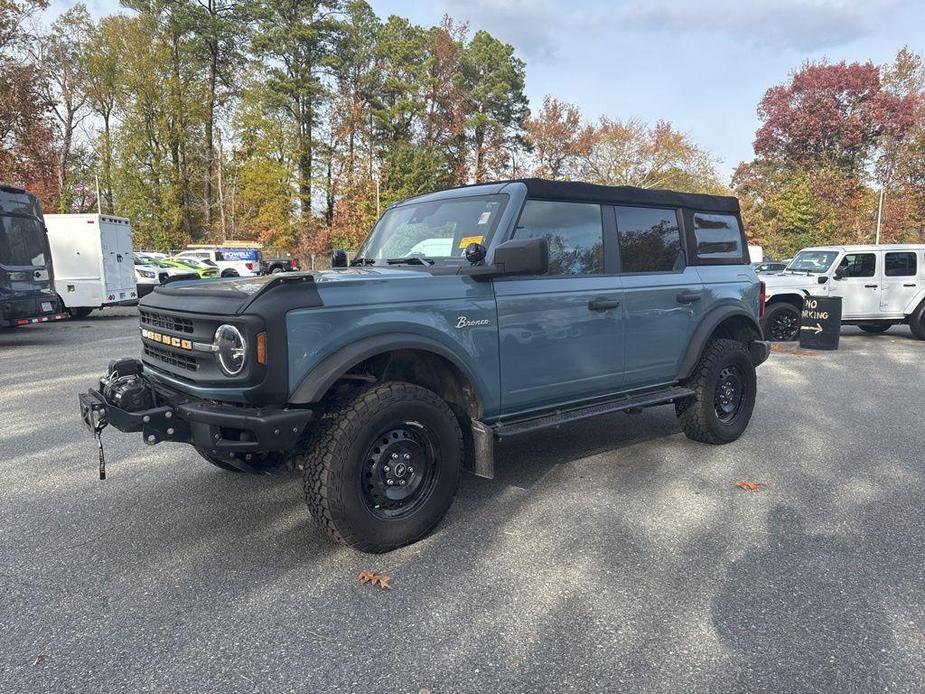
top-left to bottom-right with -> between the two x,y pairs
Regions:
615,206 -> 683,273
693,213 -> 743,261
838,253 -> 876,278
214,251 -> 225,261
513,200 -> 603,275
885,252 -> 917,277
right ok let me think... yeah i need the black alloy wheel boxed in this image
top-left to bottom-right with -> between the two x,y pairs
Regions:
714,365 -> 746,424
764,304 -> 800,341
361,424 -> 439,519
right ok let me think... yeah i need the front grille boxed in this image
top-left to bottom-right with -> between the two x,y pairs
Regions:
144,343 -> 198,371
140,310 -> 193,334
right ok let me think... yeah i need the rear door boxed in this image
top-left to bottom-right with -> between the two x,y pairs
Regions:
494,199 -> 625,414
99,218 -> 134,299
880,251 -> 919,317
831,252 -> 881,317
616,206 -> 703,389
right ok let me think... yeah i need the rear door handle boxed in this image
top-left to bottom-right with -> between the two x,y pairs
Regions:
676,292 -> 702,304
864,284 -> 878,289
904,283 -> 917,288
588,298 -> 621,312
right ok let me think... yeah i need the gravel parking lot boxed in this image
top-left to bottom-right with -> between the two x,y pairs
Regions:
2,307 -> 924,693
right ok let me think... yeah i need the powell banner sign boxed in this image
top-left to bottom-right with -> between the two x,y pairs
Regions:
799,295 -> 842,351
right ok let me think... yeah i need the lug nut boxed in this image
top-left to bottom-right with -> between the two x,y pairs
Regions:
402,453 -> 411,460
383,465 -> 390,473
391,453 -> 399,460
386,479 -> 394,486
408,467 -> 414,474
399,479 -> 406,486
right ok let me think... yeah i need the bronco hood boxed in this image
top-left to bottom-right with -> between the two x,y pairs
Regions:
139,267 -> 428,315
762,272 -> 819,294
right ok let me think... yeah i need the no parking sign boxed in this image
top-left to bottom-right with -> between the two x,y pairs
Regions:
799,295 -> 842,350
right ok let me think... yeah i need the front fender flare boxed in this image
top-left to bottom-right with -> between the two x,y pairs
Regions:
288,332 -> 489,408
677,304 -> 763,380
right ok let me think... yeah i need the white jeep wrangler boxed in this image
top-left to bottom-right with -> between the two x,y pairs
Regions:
762,245 -> 925,341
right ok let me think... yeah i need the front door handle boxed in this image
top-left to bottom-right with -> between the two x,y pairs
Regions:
588,298 -> 621,312
677,292 -> 702,304
864,284 -> 878,289
904,283 -> 917,288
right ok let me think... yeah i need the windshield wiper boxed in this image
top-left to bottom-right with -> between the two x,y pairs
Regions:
350,257 -> 375,266
386,257 -> 435,266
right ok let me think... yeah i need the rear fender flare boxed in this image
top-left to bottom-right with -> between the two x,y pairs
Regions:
677,304 -> 763,380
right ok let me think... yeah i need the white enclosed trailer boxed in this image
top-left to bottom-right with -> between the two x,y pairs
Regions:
44,214 -> 137,316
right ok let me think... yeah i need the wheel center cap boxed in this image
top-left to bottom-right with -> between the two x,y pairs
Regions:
393,462 -> 408,477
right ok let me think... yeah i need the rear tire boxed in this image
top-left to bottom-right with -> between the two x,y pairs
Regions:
762,302 -> 800,341
910,302 -> 925,340
302,382 -> 463,553
676,339 -> 757,445
67,307 -> 94,318
858,323 -> 891,334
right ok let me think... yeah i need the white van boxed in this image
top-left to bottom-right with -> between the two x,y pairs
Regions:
762,244 -> 925,340
44,214 -> 138,317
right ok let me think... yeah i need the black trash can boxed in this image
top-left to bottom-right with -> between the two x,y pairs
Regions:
799,295 -> 842,350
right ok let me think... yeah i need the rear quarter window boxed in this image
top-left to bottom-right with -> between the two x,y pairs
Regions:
693,213 -> 744,263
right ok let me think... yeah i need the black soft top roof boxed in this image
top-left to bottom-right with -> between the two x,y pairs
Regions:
507,178 -> 740,214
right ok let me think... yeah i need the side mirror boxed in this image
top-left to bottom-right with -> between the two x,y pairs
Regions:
817,276 -> 829,284
331,249 -> 348,268
493,237 -> 548,276
833,267 -> 845,280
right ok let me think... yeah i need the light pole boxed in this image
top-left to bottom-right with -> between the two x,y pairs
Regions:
875,187 -> 885,245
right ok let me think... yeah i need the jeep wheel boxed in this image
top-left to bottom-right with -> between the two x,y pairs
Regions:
858,323 -> 891,334
762,303 -> 800,341
676,339 -> 757,445
302,382 -> 463,553
909,302 -> 925,340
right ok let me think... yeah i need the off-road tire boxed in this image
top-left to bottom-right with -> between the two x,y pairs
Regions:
67,307 -> 94,318
909,302 -> 925,340
762,302 -> 800,341
676,339 -> 757,445
221,269 -> 239,278
858,323 -> 891,334
301,382 -> 463,553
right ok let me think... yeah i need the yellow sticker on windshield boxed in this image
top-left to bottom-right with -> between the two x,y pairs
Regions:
458,235 -> 484,249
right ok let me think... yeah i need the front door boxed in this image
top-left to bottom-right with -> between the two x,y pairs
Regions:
494,200 -> 625,415
880,251 -> 920,317
830,252 -> 881,318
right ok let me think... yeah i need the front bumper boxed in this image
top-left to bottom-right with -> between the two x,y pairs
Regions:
79,371 -> 313,455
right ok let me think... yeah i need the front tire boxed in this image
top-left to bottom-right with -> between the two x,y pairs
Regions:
302,382 -> 463,553
762,302 -> 800,341
858,323 -> 891,334
676,339 -> 757,445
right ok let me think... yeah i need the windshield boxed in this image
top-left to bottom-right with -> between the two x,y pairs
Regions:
357,194 -> 508,262
0,215 -> 47,267
786,250 -> 839,274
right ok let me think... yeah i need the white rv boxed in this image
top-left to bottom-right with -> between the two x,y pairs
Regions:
44,214 -> 138,317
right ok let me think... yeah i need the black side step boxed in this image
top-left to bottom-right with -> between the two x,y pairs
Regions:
493,386 -> 695,438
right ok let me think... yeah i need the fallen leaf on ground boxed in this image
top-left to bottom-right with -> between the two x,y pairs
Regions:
358,570 -> 392,589
32,655 -> 46,666
735,481 -> 763,492
770,344 -> 819,356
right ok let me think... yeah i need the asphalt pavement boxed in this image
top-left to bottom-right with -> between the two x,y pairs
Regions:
2,307 -> 924,693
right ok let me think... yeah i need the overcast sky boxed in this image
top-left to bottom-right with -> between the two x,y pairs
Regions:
48,0 -> 925,180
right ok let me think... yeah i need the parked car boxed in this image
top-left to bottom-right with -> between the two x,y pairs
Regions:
79,178 -> 769,553
133,254 -> 164,298
761,244 -> 925,340
44,213 -> 137,317
159,257 -> 219,279
261,254 -> 300,274
0,184 -> 67,327
174,247 -> 257,277
753,261 -> 787,274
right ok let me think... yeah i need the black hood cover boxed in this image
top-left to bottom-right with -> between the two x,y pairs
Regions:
140,273 -> 321,315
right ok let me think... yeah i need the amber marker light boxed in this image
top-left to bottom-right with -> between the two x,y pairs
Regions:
256,332 -> 267,365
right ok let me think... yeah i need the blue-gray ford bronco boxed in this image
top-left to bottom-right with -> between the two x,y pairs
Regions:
79,179 -> 770,553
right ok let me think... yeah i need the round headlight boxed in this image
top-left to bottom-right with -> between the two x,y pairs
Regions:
214,324 -> 246,375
